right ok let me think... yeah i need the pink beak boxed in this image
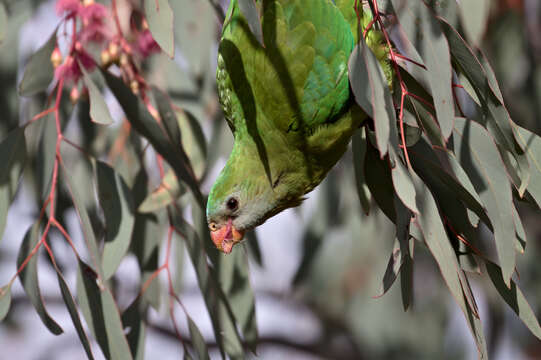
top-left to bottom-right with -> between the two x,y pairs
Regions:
210,219 -> 245,254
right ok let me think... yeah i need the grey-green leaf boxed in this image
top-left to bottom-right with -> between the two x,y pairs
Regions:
458,0 -> 490,48
0,127 -> 26,242
419,4 -> 454,139
19,29 -> 56,96
76,259 -> 133,360
187,316 -> 210,360
0,2 -> 7,44
411,172 -> 487,358
138,169 -> 186,213
80,64 -> 114,125
144,0 -> 175,58
0,284 -> 11,321
61,161 -> 103,277
352,127 -> 370,214
103,70 -> 203,206
96,161 -> 135,280
55,266 -> 95,359
485,260 -> 541,339
348,42 -> 395,157
17,223 -> 63,335
515,125 -> 541,207
453,118 -> 516,286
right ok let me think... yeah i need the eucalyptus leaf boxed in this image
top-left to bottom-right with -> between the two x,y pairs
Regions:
485,260 -> 541,340
138,169 -> 186,213
453,118 -> 516,286
458,0 -> 490,47
0,284 -> 12,322
352,127 -> 370,214
144,0 -> 175,58
76,259 -> 133,360
0,127 -> 26,242
411,172 -> 487,358
419,4 -> 454,140
79,64 -> 114,125
515,125 -> 541,207
0,2 -> 7,44
103,70 -> 203,206
19,29 -> 56,96
348,42 -> 395,157
55,266 -> 95,359
96,161 -> 135,280
187,316 -> 210,360
61,161 -> 103,277
17,223 -> 63,335
169,205 -> 244,358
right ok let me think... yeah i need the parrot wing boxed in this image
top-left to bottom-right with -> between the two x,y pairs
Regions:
217,0 -> 355,143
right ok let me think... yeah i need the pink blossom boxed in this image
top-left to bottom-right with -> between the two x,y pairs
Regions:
80,3 -> 108,22
54,51 -> 96,83
55,0 -> 82,16
79,21 -> 111,43
135,29 -> 160,58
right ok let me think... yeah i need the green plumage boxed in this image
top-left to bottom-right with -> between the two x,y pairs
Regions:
207,0 -> 387,237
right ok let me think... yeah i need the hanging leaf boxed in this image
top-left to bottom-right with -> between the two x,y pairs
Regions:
0,284 -> 12,322
0,127 -> 26,242
348,41 -> 395,157
79,63 -> 114,125
0,2 -> 7,44
169,206 -> 244,358
515,125 -> 541,207
61,161 -> 103,277
121,299 -> 147,360
17,223 -> 63,335
76,259 -> 134,360
245,230 -> 263,267
352,127 -> 371,214
453,118 -> 516,286
19,29 -> 56,96
216,248 -> 258,352
457,0 -> 490,47
440,19 -> 530,194
102,70 -> 204,206
96,161 -> 135,280
411,172 -> 488,359
55,266 -> 95,359
138,169 -> 186,213
144,0 -> 175,58
485,260 -> 541,340
187,316 -> 210,360
418,4 -> 454,140
238,0 -> 264,47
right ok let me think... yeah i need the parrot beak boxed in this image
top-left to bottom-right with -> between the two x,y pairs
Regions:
209,218 -> 245,254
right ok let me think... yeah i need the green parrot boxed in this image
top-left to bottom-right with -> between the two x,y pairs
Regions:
207,0 -> 389,253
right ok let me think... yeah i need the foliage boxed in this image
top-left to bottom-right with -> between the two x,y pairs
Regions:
0,0 -> 540,359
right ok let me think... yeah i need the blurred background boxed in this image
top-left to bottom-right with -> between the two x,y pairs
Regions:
0,0 -> 540,359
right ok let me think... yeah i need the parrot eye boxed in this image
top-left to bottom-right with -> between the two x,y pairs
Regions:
226,197 -> 238,211
209,222 -> 218,232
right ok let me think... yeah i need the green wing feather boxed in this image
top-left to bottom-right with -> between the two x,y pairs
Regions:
217,0 -> 355,140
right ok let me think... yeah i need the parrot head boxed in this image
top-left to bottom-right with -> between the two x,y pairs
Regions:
206,187 -> 247,254
206,152 -> 304,254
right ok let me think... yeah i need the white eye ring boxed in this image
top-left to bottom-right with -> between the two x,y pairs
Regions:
209,222 -> 218,232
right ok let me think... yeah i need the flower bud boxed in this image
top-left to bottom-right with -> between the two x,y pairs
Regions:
119,53 -> 129,67
130,80 -> 139,94
108,42 -> 119,61
70,86 -> 80,104
51,47 -> 63,68
100,49 -> 111,66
